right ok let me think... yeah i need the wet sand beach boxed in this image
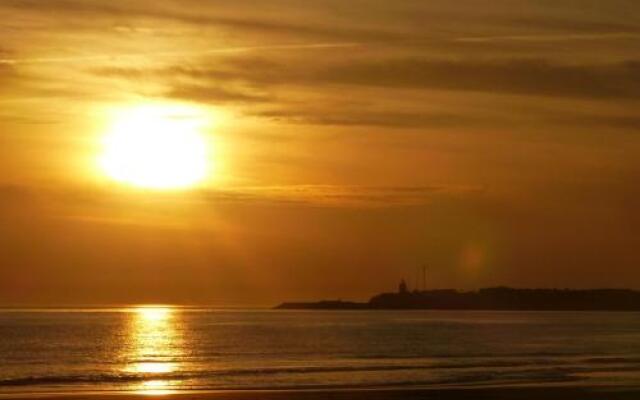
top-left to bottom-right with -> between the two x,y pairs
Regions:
2,386 -> 640,400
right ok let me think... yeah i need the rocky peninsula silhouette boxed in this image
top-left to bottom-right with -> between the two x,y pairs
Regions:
276,284 -> 640,311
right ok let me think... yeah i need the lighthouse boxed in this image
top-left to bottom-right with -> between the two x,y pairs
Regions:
398,279 -> 408,294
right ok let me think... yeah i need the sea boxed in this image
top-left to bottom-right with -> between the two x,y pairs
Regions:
1,308 -> 640,394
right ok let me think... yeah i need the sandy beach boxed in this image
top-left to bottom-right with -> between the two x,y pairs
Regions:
2,386 -> 640,400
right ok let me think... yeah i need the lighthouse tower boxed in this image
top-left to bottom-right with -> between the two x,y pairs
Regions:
398,279 -> 408,294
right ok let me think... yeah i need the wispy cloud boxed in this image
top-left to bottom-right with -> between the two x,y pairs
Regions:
315,58 -> 640,99
198,185 -> 483,208
0,42 -> 362,66
105,55 -> 640,100
455,32 -> 640,43
507,16 -> 640,35
88,54 -> 640,131
0,183 -> 484,214
255,109 -> 487,129
2,0 -> 399,42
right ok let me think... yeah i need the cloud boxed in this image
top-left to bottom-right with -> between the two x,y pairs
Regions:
198,185 -> 483,208
552,114 -> 640,131
455,14 -> 640,44
3,42 -> 362,66
116,56 -> 640,101
0,184 -> 483,217
167,84 -> 269,104
3,0 -> 398,42
455,32 -> 640,43
92,55 -> 640,130
256,109 -> 485,129
317,58 -> 640,99
508,16 -> 640,35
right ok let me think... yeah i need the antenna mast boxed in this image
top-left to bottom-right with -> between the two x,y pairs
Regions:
422,263 -> 427,291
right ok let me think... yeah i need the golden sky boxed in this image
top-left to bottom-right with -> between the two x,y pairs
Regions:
1,0 -> 640,305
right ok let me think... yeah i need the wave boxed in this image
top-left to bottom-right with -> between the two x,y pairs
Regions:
0,362 -> 527,386
3,356 -> 640,389
0,373 -> 178,387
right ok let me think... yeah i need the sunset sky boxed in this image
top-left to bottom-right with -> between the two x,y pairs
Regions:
1,0 -> 639,305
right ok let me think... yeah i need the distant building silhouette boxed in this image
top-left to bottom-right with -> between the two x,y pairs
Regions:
398,279 -> 408,294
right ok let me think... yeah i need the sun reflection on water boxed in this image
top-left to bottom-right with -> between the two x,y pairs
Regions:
138,307 -> 172,322
126,306 -> 183,394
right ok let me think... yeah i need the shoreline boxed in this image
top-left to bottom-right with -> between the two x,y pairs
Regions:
2,385 -> 640,400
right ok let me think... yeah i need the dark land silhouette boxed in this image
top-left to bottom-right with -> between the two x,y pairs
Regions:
276,283 -> 640,311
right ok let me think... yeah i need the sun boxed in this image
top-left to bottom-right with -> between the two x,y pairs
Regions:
100,103 -> 212,189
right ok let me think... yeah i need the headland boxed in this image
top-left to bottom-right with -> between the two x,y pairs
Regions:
276,284 -> 640,311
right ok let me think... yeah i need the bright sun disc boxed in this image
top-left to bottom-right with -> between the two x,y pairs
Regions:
100,103 -> 211,189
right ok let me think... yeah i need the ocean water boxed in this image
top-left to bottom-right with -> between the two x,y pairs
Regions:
1,308 -> 640,394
